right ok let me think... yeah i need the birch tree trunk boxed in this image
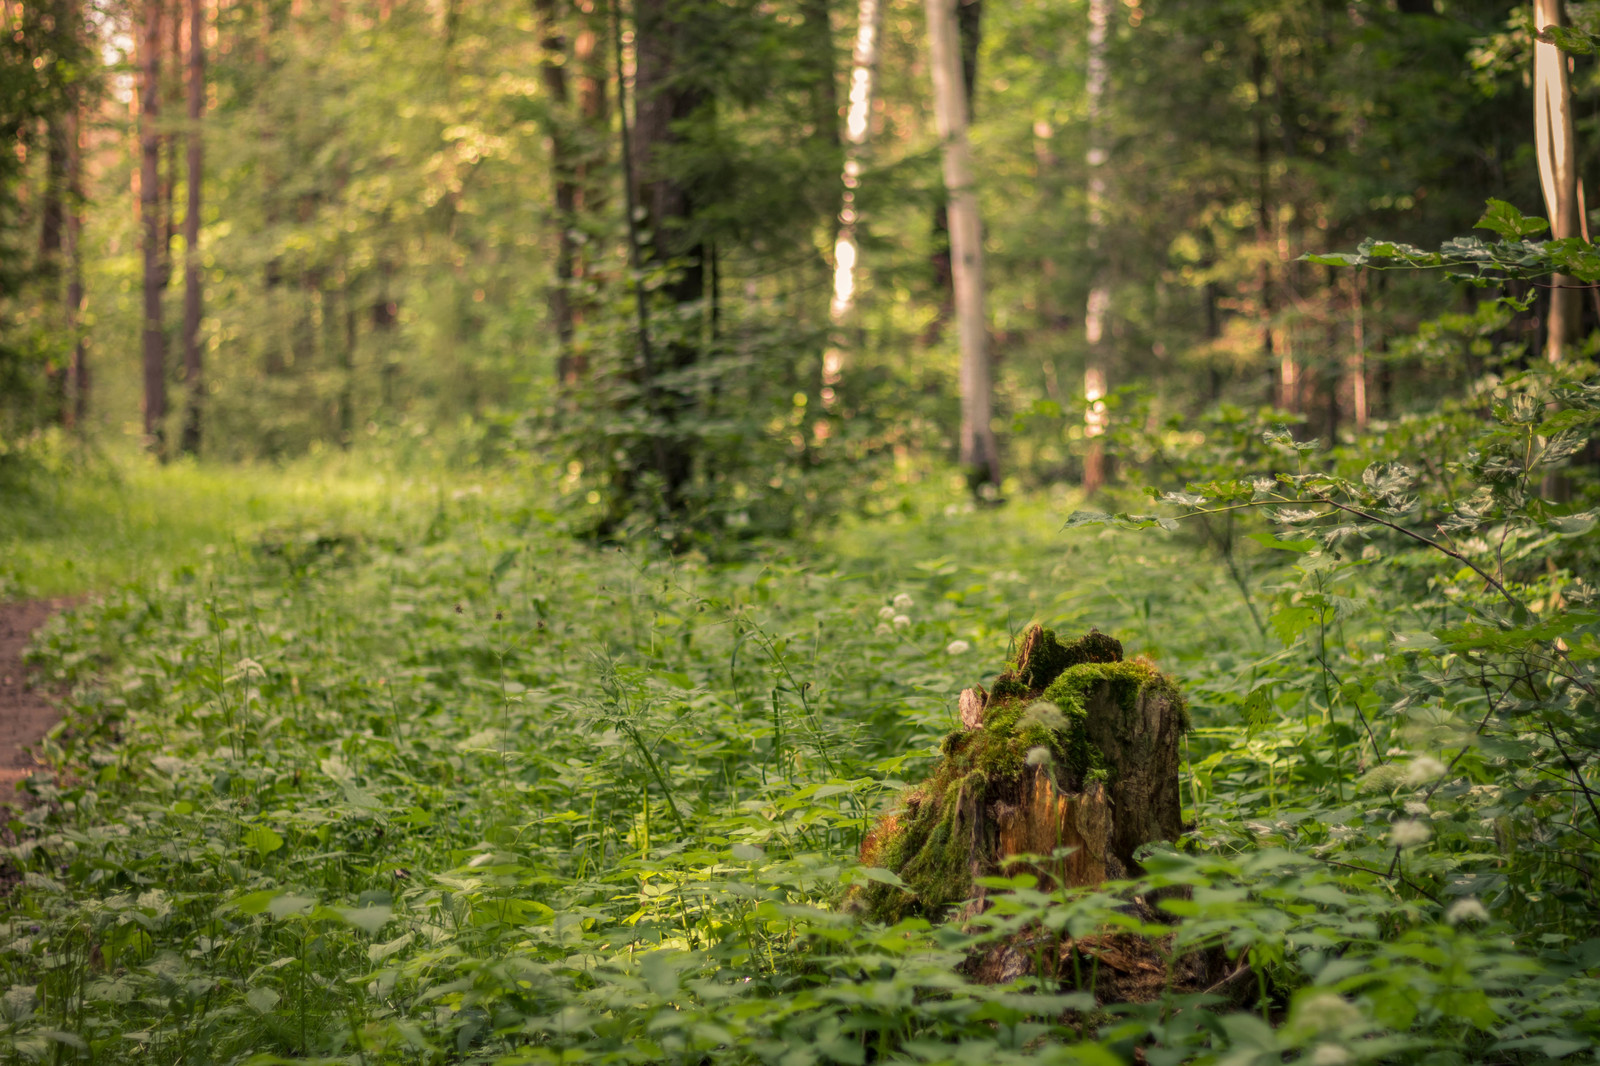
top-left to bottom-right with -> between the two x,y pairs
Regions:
926,0 -> 998,488
1534,0 -> 1580,362
140,0 -> 168,453
824,0 -> 881,396
1081,0 -> 1110,492
180,0 -> 205,455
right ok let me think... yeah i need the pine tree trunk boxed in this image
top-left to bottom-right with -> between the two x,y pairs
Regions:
180,0 -> 205,456
140,0 -> 168,453
926,0 -> 998,489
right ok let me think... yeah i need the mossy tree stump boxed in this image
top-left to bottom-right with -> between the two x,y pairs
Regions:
855,625 -> 1187,924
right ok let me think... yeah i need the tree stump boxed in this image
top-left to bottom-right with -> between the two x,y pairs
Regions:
853,624 -> 1188,924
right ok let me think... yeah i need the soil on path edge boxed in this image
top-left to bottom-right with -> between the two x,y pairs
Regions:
0,600 -> 73,796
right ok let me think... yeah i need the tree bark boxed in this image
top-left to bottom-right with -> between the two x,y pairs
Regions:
926,0 -> 998,489
1347,270 -> 1368,434
926,0 -> 979,338
1534,0 -> 1580,363
65,100 -> 87,429
179,0 -> 205,455
141,0 -> 168,453
1082,0 -> 1110,493
534,0 -> 580,386
164,0 -> 181,291
631,0 -> 706,507
828,0 -> 880,327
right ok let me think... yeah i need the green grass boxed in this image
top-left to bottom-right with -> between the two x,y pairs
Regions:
1,461 -> 1596,1065
0,449 -> 452,598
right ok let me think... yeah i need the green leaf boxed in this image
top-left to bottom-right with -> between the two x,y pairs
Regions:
334,905 -> 393,936
856,866 -> 907,889
368,932 -> 414,963
233,890 -> 281,916
1271,606 -> 1317,647
1536,24 -> 1599,54
246,988 -> 281,1014
1243,686 -> 1273,735
266,895 -> 315,920
1476,199 -> 1550,241
242,826 -> 285,858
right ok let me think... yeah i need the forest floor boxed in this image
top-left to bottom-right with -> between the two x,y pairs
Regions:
0,599 -> 72,795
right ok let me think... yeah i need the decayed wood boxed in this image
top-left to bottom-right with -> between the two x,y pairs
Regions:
1082,673 -> 1185,872
995,773 -> 1110,888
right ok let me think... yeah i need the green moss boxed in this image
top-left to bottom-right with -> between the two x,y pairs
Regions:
1041,659 -> 1191,737
989,676 -> 1030,702
1001,625 -> 1126,695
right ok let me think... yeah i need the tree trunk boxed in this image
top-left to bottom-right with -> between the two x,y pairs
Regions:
925,0 -> 978,341
180,0 -> 205,456
631,0 -> 706,508
1081,0 -> 1110,493
164,0 -> 182,291
534,0 -> 580,386
926,0 -> 998,490
140,0 -> 168,453
38,120 -> 65,277
828,0 -> 881,325
1347,270 -> 1368,434
65,99 -> 87,429
824,0 -> 882,397
1534,0 -> 1580,362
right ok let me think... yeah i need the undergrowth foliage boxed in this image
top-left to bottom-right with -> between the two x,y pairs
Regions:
1,455 -> 1596,1064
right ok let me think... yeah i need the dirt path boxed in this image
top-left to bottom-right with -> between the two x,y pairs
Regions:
0,600 -> 74,795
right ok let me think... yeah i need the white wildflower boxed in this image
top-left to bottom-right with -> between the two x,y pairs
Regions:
893,614 -> 911,629
1390,819 -> 1431,848
228,657 -> 266,682
1294,992 -> 1361,1032
1403,755 -> 1447,786
946,640 -> 971,656
1404,800 -> 1430,817
1361,544 -> 1382,561
893,593 -> 915,610
1310,1045 -> 1350,1066
1025,746 -> 1053,767
1445,897 -> 1489,925
878,605 -> 896,620
874,623 -> 892,637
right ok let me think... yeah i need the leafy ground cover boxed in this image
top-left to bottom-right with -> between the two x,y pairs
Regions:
2,439 -> 1599,1064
